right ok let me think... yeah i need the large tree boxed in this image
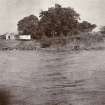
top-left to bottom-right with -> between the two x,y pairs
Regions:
17,4 -> 97,39
39,4 -> 80,37
17,15 -> 40,39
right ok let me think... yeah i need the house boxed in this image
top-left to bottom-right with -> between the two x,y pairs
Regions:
6,33 -> 15,40
17,35 -> 31,40
0,33 -> 31,41
0,33 -> 15,40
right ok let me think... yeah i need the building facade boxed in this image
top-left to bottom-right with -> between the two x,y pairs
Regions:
19,35 -> 31,40
6,33 -> 15,40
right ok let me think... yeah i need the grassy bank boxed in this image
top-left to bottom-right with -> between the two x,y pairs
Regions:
40,32 -> 105,51
0,32 -> 105,51
0,40 -> 39,50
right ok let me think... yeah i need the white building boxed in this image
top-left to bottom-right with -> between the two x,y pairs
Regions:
19,35 -> 31,40
6,33 -> 15,40
0,33 -> 31,40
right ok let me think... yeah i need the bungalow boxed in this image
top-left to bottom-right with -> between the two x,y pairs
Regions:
0,33 -> 15,40
6,33 -> 15,40
17,35 -> 31,40
0,33 -> 31,41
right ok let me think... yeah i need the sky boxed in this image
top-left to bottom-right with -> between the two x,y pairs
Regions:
0,0 -> 104,33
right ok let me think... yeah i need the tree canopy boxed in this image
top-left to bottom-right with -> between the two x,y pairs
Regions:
17,15 -> 40,39
79,21 -> 96,32
100,26 -> 105,34
39,4 -> 80,37
17,4 -> 96,39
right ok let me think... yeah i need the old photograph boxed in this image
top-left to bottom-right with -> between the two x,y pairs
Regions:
0,0 -> 105,105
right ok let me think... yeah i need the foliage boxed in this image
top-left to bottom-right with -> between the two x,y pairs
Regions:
17,4 -> 97,41
39,4 -> 80,37
17,15 -> 40,39
79,21 -> 96,32
100,26 -> 105,34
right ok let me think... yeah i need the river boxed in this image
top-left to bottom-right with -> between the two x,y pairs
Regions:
0,49 -> 105,105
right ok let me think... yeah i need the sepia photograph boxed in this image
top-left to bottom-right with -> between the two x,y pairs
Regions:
0,0 -> 105,105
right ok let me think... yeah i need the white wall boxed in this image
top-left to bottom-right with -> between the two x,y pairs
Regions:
6,34 -> 15,40
19,35 -> 31,40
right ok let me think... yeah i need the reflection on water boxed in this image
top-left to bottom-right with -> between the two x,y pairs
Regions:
0,50 -> 105,105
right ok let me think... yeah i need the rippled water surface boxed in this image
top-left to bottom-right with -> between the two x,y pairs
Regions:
0,50 -> 105,105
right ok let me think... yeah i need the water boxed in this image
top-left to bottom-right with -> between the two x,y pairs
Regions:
0,50 -> 105,105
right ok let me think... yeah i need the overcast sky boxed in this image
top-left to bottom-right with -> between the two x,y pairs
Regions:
0,0 -> 104,33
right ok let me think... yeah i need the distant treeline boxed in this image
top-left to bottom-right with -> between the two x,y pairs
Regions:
17,4 -> 97,40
